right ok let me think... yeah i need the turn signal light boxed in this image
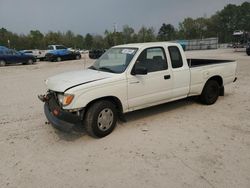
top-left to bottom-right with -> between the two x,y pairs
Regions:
63,95 -> 74,106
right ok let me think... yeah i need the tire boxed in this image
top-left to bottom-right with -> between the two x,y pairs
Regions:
200,80 -> 220,105
76,55 -> 81,60
28,59 -> 34,64
84,100 -> 117,138
0,60 -> 6,67
56,57 -> 62,62
23,59 -> 34,65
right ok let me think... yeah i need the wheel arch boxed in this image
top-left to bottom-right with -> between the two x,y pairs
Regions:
85,96 -> 124,115
207,75 -> 223,87
202,75 -> 224,96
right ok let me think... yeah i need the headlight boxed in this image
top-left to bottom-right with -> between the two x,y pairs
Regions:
57,93 -> 74,106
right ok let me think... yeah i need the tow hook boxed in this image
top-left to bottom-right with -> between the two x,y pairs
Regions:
38,94 -> 49,102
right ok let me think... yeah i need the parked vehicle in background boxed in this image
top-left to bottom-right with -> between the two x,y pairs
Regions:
232,30 -> 250,48
0,46 -> 36,66
246,43 -> 250,55
79,49 -> 89,59
20,49 -> 46,61
80,49 -> 89,55
89,49 -> 106,59
39,42 -> 237,138
45,45 -> 81,62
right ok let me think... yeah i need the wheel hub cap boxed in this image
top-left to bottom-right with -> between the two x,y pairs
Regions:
97,108 -> 114,131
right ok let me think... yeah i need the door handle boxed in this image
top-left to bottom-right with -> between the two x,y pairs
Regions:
129,81 -> 140,84
164,75 -> 171,80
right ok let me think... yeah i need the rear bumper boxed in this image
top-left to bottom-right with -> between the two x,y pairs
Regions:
42,94 -> 83,132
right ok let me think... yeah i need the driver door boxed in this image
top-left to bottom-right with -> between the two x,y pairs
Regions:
127,47 -> 173,110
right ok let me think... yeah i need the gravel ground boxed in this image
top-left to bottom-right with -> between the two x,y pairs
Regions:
0,49 -> 249,188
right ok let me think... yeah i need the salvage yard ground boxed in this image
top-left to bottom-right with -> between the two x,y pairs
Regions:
0,49 -> 249,188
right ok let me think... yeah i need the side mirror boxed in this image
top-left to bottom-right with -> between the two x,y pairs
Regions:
132,65 -> 148,75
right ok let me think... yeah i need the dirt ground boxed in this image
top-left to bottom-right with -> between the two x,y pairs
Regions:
0,49 -> 249,188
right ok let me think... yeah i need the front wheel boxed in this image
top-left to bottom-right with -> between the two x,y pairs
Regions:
200,80 -> 220,105
84,100 -> 117,138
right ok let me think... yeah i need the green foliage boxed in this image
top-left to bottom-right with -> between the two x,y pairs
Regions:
137,26 -> 156,42
122,25 -> 135,43
0,2 -> 249,49
178,2 -> 250,42
84,33 -> 93,49
158,23 -> 176,41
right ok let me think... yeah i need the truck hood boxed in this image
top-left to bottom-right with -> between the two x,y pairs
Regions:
46,69 -> 112,92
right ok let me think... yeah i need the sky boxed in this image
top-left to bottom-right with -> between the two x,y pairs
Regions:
0,0 -> 247,35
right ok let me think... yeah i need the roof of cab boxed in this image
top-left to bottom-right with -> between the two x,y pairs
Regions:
113,42 -> 179,49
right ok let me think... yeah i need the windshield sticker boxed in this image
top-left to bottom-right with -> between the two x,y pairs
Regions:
121,49 -> 135,55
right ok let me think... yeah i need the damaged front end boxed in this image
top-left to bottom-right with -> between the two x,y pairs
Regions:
38,91 -> 84,132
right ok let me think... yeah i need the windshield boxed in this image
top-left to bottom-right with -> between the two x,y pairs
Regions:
89,47 -> 137,73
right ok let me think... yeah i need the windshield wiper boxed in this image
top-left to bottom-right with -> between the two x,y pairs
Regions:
99,67 -> 116,73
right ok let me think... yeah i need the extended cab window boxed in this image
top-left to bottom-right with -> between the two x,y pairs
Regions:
168,46 -> 183,68
135,47 -> 167,73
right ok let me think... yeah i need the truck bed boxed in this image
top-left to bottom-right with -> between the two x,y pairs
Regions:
188,58 -> 237,97
187,59 -> 234,68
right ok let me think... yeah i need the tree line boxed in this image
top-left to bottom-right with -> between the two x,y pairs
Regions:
0,2 -> 249,50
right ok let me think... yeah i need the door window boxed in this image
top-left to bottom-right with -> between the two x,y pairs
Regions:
135,47 -> 167,73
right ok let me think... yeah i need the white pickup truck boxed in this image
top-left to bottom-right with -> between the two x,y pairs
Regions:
39,42 -> 237,138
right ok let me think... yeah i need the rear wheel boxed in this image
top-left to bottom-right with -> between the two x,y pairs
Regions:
84,100 -> 117,138
76,55 -> 81,60
200,80 -> 220,105
27,59 -> 34,64
23,59 -> 34,65
0,60 -> 6,67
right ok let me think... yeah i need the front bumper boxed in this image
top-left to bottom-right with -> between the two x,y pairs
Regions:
40,93 -> 83,132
